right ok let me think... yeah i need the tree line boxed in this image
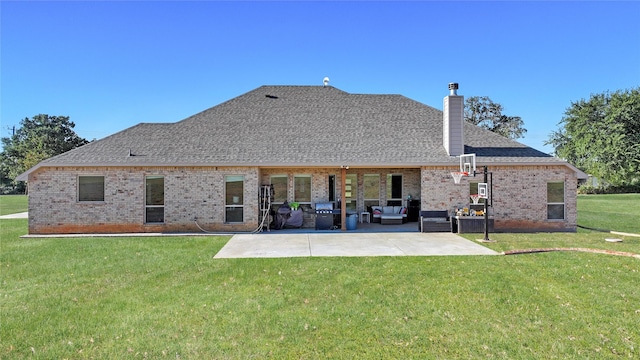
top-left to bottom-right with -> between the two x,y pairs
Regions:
547,87 -> 640,191
0,115 -> 89,194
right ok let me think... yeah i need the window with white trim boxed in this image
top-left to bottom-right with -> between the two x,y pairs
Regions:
294,175 -> 311,211
145,176 -> 164,223
547,181 -> 565,220
364,174 -> 380,208
345,174 -> 357,211
225,175 -> 244,223
271,175 -> 288,208
78,176 -> 105,202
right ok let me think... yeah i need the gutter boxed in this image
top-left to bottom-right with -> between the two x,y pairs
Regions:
17,159 -> 584,181
16,160 -> 587,181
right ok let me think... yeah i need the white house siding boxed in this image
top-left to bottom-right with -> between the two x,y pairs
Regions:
420,165 -> 577,231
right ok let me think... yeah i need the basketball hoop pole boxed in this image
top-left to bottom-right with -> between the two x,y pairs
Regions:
453,153 -> 494,242
472,166 -> 493,242
481,166 -> 491,242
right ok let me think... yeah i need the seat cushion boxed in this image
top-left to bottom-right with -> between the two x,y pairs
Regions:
423,217 -> 448,222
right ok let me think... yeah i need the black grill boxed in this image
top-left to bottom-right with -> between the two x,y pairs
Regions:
315,203 -> 334,230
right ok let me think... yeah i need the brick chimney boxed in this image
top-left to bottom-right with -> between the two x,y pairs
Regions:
443,83 -> 464,156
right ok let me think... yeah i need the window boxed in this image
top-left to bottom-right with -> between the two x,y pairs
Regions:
145,176 -> 164,223
78,176 -> 104,202
364,174 -> 380,208
386,174 -> 402,201
225,175 -> 244,223
271,175 -> 288,207
294,175 -> 312,211
294,175 -> 311,203
345,174 -> 357,211
547,182 -> 565,220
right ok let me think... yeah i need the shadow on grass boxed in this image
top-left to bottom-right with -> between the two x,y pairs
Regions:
577,224 -> 640,237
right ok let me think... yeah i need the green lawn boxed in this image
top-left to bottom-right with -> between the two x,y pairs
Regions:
577,193 -> 640,234
0,195 -> 27,216
2,215 -> 639,358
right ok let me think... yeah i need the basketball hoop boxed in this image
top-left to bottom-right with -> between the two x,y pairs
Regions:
470,194 -> 480,204
478,183 -> 489,198
451,171 -> 468,184
459,154 -> 476,174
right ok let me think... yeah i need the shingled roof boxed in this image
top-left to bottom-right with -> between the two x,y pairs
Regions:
19,85 -> 575,179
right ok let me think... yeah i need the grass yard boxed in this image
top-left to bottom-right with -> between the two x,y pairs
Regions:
1,194 -> 639,358
0,195 -> 27,216
577,193 -> 640,234
1,216 -> 639,359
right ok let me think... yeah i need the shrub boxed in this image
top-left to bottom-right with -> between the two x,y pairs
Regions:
0,182 -> 26,195
578,183 -> 640,194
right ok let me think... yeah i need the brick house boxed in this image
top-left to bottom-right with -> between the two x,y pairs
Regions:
18,83 -> 584,234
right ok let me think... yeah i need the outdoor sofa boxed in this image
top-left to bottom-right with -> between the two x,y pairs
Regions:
419,210 -> 452,232
370,206 -> 408,225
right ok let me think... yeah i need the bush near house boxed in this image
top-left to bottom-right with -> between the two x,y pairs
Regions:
579,183 -> 640,194
0,181 -> 26,195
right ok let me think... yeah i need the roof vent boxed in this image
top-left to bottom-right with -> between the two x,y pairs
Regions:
265,94 -> 278,99
323,77 -> 330,87
448,83 -> 459,95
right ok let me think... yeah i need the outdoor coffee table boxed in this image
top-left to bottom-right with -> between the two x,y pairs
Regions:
380,214 -> 403,225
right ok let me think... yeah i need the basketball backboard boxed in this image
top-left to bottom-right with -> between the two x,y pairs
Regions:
459,153 -> 476,174
478,183 -> 488,199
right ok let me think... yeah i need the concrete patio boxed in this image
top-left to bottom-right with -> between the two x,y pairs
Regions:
214,231 -> 499,258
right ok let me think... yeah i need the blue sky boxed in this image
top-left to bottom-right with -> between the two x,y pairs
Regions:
2,1 -> 639,154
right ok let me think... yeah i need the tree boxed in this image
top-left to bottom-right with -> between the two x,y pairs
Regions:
546,88 -> 640,186
1,115 -> 89,188
464,96 -> 527,139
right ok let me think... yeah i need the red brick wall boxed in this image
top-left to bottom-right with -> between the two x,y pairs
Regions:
27,166 -> 259,234
420,165 -> 577,232
26,164 -> 577,234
